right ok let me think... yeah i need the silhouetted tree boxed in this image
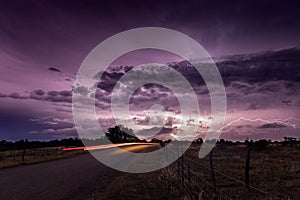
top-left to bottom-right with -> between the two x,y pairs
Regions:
150,138 -> 163,143
253,139 -> 269,150
193,138 -> 203,144
105,125 -> 140,143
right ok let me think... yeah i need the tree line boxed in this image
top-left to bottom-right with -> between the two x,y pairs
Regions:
0,125 -> 299,151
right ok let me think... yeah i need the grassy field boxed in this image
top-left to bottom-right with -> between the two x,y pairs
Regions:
102,143 -> 184,199
0,147 -> 85,168
103,169 -> 184,200
103,143 -> 300,200
182,143 -> 300,199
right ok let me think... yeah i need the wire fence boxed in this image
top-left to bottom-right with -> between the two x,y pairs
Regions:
164,144 -> 292,200
0,147 -> 84,168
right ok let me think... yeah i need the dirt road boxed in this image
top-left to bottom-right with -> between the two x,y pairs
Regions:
0,152 -> 118,200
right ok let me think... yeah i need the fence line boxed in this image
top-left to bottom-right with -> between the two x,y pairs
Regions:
164,143 -> 285,199
188,167 -> 234,200
0,147 -> 82,168
168,155 -> 235,200
185,157 -> 274,197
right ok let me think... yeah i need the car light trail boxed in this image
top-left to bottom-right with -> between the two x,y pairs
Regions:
62,142 -> 158,151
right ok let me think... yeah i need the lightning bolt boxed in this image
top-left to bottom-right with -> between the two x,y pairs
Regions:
222,116 -> 299,130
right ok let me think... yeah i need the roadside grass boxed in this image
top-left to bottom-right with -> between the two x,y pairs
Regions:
101,143 -> 300,199
102,144 -> 185,199
0,147 -> 85,168
184,144 -> 300,199
103,168 -> 184,200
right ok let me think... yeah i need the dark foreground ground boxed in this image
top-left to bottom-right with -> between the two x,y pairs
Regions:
0,143 -> 299,200
0,153 -> 118,200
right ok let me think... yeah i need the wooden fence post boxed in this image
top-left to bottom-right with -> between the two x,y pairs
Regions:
181,155 -> 184,187
209,151 -> 217,193
245,141 -> 251,191
188,164 -> 191,185
177,158 -> 180,176
22,141 -> 26,162
12,149 -> 16,161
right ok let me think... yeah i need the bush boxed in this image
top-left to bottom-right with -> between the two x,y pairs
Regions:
253,139 -> 269,150
0,154 -> 5,161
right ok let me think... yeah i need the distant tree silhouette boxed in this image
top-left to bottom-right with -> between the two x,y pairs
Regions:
283,136 -> 298,147
2,135 -> 297,152
150,138 -> 163,143
193,138 -> 203,144
0,138 -> 85,151
253,139 -> 268,150
105,125 -> 140,143
165,139 -> 172,144
219,139 -> 226,144
283,137 -> 296,142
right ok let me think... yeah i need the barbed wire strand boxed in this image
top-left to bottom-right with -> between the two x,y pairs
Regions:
185,157 -> 279,198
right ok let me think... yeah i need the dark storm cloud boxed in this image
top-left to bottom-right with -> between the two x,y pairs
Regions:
281,100 -> 292,106
0,89 -> 72,103
215,48 -> 300,111
0,0 -> 299,67
0,88 -> 113,112
95,68 -> 133,93
74,86 -> 90,96
59,90 -> 72,97
34,89 -> 46,96
8,92 -> 28,99
30,90 -> 72,103
217,48 -> 300,84
47,91 -> 60,96
258,123 -> 288,129
94,90 -> 111,104
1,47 -> 299,113
97,79 -> 119,93
48,67 -> 61,73
93,66 -> 183,113
83,47 -> 300,114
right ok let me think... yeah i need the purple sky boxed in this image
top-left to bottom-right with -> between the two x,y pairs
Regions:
0,0 -> 300,141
